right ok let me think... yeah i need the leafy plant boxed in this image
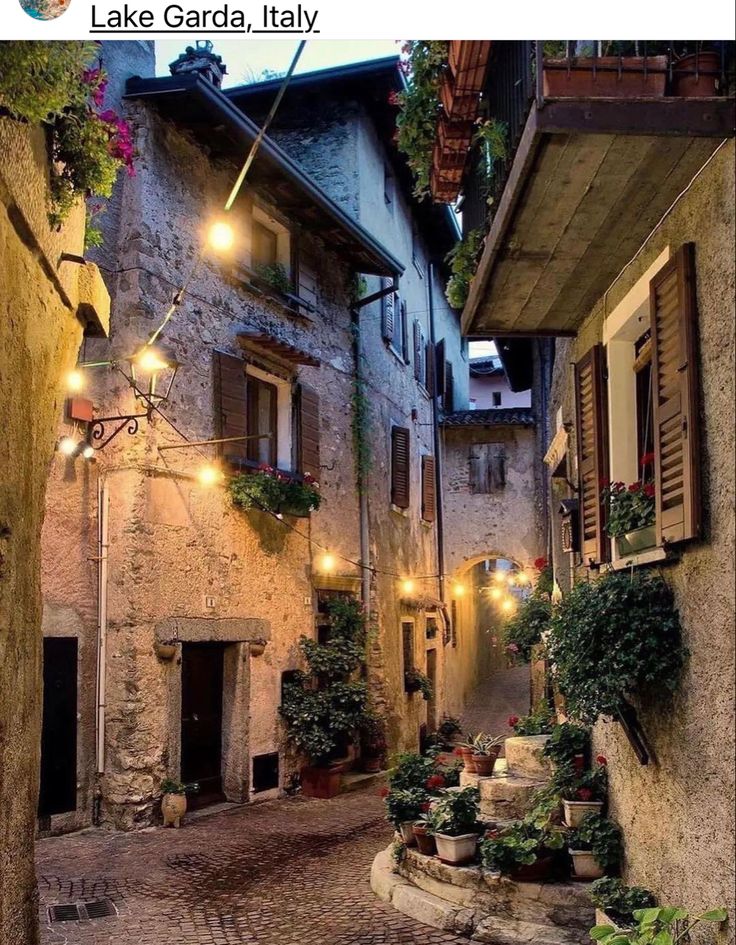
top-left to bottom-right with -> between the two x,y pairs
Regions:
255,262 -> 292,295
589,878 -> 656,928
0,42 -> 99,122
480,820 -> 565,873
601,477 -> 655,538
560,761 -> 608,803
568,813 -> 622,872
591,906 -> 728,945
360,715 -> 387,756
438,716 -> 462,739
280,597 -> 368,765
384,787 -> 430,827
160,778 -> 198,795
445,227 -> 484,310
229,466 -> 321,517
394,41 -> 449,198
547,572 -> 685,724
508,701 -> 555,736
460,732 -> 504,756
473,118 -> 507,206
389,752 -> 436,792
542,722 -> 590,768
404,667 -> 433,700
426,787 -> 480,837
504,595 -> 552,663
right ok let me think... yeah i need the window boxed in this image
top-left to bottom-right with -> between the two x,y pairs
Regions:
391,426 -> 411,509
401,621 -> 415,689
249,204 -> 291,279
421,455 -> 436,522
246,374 -> 278,466
492,391 -> 503,407
382,283 -> 408,362
469,444 -> 507,494
384,163 -> 395,207
425,616 -> 438,640
252,220 -> 279,269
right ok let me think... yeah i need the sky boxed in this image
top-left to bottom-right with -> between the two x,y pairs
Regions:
156,40 -> 399,86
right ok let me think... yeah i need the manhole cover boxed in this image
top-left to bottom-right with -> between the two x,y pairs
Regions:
48,899 -> 118,923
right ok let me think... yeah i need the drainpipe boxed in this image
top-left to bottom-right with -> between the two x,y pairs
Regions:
95,475 -> 109,775
427,261 -> 446,604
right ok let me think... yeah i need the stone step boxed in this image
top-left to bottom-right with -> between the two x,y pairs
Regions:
460,765 -> 548,821
504,736 -> 552,780
472,915 -> 590,945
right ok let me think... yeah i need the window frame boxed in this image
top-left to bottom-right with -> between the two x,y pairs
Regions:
244,363 -> 293,471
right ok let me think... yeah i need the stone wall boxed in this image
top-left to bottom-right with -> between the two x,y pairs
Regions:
547,140 -> 735,937
0,116 -> 91,944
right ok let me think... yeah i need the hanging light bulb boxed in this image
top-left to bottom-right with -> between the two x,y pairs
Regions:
81,444 -> 95,460
453,583 -> 466,597
493,570 -> 508,584
516,571 -> 531,586
400,577 -> 415,595
489,585 -> 504,602
208,219 -> 235,253
135,347 -> 171,374
197,463 -> 223,487
318,552 -> 337,573
501,597 -> 516,615
507,573 -> 517,586
67,369 -> 85,392
58,436 -> 78,456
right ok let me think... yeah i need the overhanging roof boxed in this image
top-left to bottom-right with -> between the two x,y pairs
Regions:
442,407 -> 535,427
125,73 -> 403,278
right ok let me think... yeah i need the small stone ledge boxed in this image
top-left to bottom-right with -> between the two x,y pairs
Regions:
155,616 -> 271,644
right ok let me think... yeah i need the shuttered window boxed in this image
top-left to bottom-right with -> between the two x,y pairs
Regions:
425,341 -> 436,396
421,455 -> 437,522
381,279 -> 395,342
391,426 -> 411,508
468,444 -> 506,494
297,384 -> 321,482
213,350 -> 248,461
295,247 -> 318,316
650,243 -> 700,544
413,321 -> 423,381
574,344 -> 609,565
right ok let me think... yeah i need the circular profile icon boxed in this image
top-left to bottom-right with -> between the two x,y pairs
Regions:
19,0 -> 70,18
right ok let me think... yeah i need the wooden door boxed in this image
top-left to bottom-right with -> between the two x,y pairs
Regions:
38,637 -> 78,817
181,643 -> 225,808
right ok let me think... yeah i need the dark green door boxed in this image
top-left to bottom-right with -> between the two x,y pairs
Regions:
181,643 -> 225,808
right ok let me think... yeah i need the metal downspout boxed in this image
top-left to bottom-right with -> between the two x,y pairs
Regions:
95,475 -> 109,777
427,262 -> 446,604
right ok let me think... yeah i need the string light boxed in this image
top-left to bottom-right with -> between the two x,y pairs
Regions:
501,597 -> 516,615
81,444 -> 95,460
489,586 -> 504,601
67,369 -> 85,392
452,583 -> 465,597
318,552 -> 337,573
400,578 -> 416,595
207,220 -> 235,253
197,463 -> 223,487
493,570 -> 507,584
58,436 -> 78,456
516,571 -> 531,586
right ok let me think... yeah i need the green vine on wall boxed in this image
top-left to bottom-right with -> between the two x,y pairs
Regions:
350,320 -> 372,495
445,227 -> 484,310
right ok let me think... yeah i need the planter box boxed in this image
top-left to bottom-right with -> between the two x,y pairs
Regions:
301,765 -> 342,799
616,525 -> 656,556
563,799 -> 604,828
570,849 -> 605,880
434,831 -> 478,865
595,908 -> 628,931
508,855 -> 555,883
543,56 -> 668,98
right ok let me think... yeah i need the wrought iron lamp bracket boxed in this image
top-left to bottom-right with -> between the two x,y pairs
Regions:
89,413 -> 149,450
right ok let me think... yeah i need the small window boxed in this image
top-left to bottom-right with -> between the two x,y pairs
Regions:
252,752 -> 279,793
384,164 -> 395,207
402,621 -> 415,689
252,220 -> 279,269
469,444 -> 507,494
250,204 -> 291,281
246,374 -> 278,466
425,616 -> 438,640
492,391 -> 502,407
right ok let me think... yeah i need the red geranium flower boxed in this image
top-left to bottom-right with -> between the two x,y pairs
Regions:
426,774 -> 446,790
596,755 -> 607,766
643,483 -> 655,498
508,715 -> 520,728
628,481 -> 642,493
533,556 -> 548,571
576,787 -> 594,801
640,452 -> 655,467
420,801 -> 430,812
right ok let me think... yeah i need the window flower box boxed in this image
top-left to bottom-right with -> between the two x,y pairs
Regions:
616,524 -> 657,556
229,466 -> 321,518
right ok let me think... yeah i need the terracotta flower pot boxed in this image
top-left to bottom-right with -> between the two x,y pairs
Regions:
161,792 -> 187,828
473,747 -> 501,777
563,799 -> 604,828
543,56 -> 667,99
300,765 -> 342,799
570,849 -> 606,880
508,855 -> 555,883
434,832 -> 478,865
412,822 -> 437,855
459,747 -> 477,773
673,51 -> 721,96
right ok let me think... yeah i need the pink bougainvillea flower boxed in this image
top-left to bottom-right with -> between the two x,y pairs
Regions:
508,715 -> 520,728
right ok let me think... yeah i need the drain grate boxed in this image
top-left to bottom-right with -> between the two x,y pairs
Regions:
49,899 -> 118,923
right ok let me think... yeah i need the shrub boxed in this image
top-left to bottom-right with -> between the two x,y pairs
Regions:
542,722 -> 590,767
445,228 -> 483,310
389,753 -> 435,792
589,878 -> 656,927
480,820 -> 565,873
547,572 -> 685,724
404,667 -> 433,700
427,787 -> 480,837
568,813 -> 622,872
504,595 -> 552,663
384,787 -> 429,827
0,42 -> 98,122
591,906 -> 728,945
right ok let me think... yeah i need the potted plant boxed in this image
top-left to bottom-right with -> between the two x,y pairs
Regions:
404,667 -> 433,700
412,814 -> 437,855
359,715 -> 387,773
561,758 -> 608,828
480,819 -> 565,882
427,786 -> 481,865
230,466 -> 321,518
601,473 -> 656,556
568,812 -> 622,880
457,732 -> 478,773
160,779 -> 198,828
591,905 -> 728,945
384,787 -> 430,845
542,722 -> 590,774
508,702 -> 555,736
673,45 -> 722,96
388,752 -> 435,791
471,733 -> 505,776
280,597 -> 368,798
589,878 -> 657,929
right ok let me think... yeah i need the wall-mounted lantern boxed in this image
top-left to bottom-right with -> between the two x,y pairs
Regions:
559,499 -> 580,554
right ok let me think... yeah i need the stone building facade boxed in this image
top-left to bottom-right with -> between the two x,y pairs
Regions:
37,45 -> 474,834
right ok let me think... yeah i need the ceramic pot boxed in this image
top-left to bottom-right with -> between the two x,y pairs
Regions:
434,832 -> 478,865
161,792 -> 187,828
570,849 -> 606,880
508,855 -> 555,883
301,765 -> 342,799
459,747 -> 477,773
412,822 -> 437,855
399,821 -> 417,846
473,747 -> 500,777
673,51 -> 721,96
563,799 -> 604,828
617,524 -> 656,556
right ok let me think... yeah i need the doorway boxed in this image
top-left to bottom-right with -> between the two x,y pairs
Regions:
181,643 -> 225,809
38,637 -> 78,817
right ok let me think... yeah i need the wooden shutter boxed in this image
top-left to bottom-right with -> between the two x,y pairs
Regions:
444,360 -> 454,412
400,299 -> 410,363
213,350 -> 248,460
435,339 -> 447,393
574,344 -> 609,564
297,383 -> 321,481
413,321 -> 422,380
421,455 -> 437,522
650,243 -> 701,544
381,279 -> 395,342
425,341 -> 436,396
296,248 -> 318,315
391,426 -> 411,508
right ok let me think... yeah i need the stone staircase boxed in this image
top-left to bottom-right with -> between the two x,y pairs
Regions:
371,736 -> 595,944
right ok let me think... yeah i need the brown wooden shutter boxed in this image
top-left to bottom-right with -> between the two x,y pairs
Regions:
413,321 -> 422,380
213,350 -> 248,460
574,344 -> 609,564
435,339 -> 447,393
391,426 -> 411,508
296,248 -> 318,316
381,279 -> 395,342
297,383 -> 321,481
444,360 -> 454,412
421,455 -> 437,522
650,243 -> 701,544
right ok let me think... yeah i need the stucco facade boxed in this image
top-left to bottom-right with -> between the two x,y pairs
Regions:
547,140 -> 735,937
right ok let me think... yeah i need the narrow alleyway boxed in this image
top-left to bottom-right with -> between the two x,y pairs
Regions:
36,786 -> 467,945
459,665 -> 530,754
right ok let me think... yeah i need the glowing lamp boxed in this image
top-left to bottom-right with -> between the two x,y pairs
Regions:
208,220 -> 235,253
400,578 -> 415,595
493,570 -> 507,584
516,571 -> 530,586
453,583 -> 466,597
489,586 -> 503,602
501,597 -> 516,615
318,552 -> 337,573
67,369 -> 85,392
197,464 -> 222,487
58,436 -> 78,456
129,346 -> 179,413
81,444 -> 95,460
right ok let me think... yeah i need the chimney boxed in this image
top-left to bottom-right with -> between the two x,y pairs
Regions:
169,41 -> 227,88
